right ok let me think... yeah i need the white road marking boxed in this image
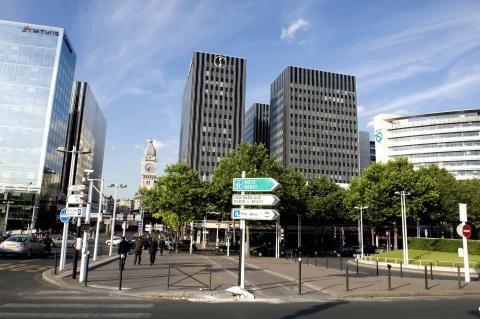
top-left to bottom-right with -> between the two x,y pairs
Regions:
0,313 -> 151,319
1,303 -> 153,309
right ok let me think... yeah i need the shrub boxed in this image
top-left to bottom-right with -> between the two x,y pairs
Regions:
409,237 -> 480,255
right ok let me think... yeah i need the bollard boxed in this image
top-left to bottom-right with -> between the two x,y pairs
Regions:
119,255 -> 125,291
424,265 -> 428,289
326,256 -> 329,269
346,266 -> 349,291
315,252 -> 318,268
457,267 -> 462,289
340,257 -> 343,271
376,260 -> 379,276
400,262 -> 403,278
356,258 -> 359,274
430,263 -> 433,280
84,252 -> 90,287
298,255 -> 302,295
54,251 -> 58,275
387,264 -> 392,290
307,256 -> 309,266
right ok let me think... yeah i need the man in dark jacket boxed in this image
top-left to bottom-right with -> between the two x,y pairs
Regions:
118,237 -> 130,270
149,238 -> 158,265
133,238 -> 143,265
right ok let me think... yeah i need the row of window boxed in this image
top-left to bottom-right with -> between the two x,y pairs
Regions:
390,131 -> 480,143
391,141 -> 480,152
393,150 -> 480,160
391,121 -> 480,134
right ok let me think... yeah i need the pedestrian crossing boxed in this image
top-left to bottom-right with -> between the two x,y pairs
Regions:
0,261 -> 52,273
1,291 -> 153,318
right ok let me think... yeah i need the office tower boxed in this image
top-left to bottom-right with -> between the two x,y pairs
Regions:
179,52 -> 246,179
370,140 -> 376,163
0,20 -> 76,230
244,103 -> 270,150
62,81 -> 106,206
270,66 -> 359,183
375,109 -> 480,179
359,131 -> 371,172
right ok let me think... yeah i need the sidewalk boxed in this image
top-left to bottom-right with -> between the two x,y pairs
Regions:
43,252 -> 480,301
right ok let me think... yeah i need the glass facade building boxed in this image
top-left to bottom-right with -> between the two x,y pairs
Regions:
374,110 -> 480,179
0,20 -> 76,231
244,103 -> 270,150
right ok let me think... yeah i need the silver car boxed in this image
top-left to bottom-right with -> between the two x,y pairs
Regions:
0,235 -> 46,257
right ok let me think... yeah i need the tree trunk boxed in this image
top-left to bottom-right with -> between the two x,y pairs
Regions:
394,222 -> 398,250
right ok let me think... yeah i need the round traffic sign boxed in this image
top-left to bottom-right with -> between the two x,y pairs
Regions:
59,209 -> 70,223
463,224 -> 472,238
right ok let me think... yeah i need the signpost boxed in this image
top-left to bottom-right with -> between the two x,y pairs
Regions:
227,174 -> 280,300
458,203 -> 470,283
59,210 -> 70,223
231,209 -> 279,221
64,207 -> 85,218
232,194 -> 280,206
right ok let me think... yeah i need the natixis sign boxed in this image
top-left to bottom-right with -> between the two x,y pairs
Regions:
22,25 -> 59,36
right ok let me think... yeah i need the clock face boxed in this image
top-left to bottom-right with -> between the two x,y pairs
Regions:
144,163 -> 154,173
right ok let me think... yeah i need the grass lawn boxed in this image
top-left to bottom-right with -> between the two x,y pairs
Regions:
368,249 -> 480,268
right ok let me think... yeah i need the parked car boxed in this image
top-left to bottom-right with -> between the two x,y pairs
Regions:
216,242 -> 240,253
52,234 -> 76,248
0,235 -> 46,257
333,245 -> 360,257
177,240 -> 197,251
251,244 -> 285,257
105,236 -> 122,246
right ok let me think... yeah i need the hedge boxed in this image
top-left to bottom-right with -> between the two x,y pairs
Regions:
409,237 -> 480,255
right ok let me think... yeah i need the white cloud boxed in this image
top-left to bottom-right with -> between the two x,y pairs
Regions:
357,105 -> 366,114
280,18 -> 309,40
367,120 -> 375,128
152,139 -> 167,150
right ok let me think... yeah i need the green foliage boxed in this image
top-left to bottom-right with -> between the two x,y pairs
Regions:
140,163 -> 207,230
409,237 -> 480,255
457,179 -> 480,229
305,175 -> 346,223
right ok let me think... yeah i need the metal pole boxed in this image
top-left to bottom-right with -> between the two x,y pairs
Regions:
340,257 -> 343,271
376,259 -> 379,276
119,256 -> 124,291
3,201 -> 10,234
239,171 -> 246,289
400,262 -> 403,278
360,206 -> 364,259
72,217 -> 81,279
79,176 -> 94,283
430,263 -> 433,280
109,186 -> 119,257
54,251 -> 58,275
387,264 -> 392,290
298,254 -> 302,295
189,220 -> 194,255
93,179 -> 104,261
84,252 -> 90,287
424,265 -> 428,289
356,258 -> 359,274
403,192 -> 409,264
462,220 -> 471,283
346,266 -> 349,291
457,267 -> 462,289
30,197 -> 37,234
60,145 -> 77,271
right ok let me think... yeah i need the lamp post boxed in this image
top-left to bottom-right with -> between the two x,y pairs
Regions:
90,179 -> 104,261
21,182 -> 32,233
2,199 -> 14,236
57,146 -> 91,272
354,205 -> 368,259
108,183 -> 127,256
395,191 -> 410,265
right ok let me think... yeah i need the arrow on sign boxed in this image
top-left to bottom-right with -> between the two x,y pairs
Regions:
232,194 -> 280,206
231,209 -> 280,221
232,178 -> 280,192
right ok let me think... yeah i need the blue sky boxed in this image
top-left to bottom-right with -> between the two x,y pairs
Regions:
2,0 -> 480,198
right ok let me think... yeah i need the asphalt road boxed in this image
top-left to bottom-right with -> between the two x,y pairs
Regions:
1,250 -> 479,318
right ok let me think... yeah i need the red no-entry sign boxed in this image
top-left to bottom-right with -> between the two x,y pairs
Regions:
457,223 -> 472,238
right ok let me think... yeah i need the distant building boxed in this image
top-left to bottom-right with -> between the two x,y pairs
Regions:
374,110 -> 480,179
179,52 -> 246,180
270,66 -> 359,182
359,131 -> 372,172
370,140 -> 376,163
244,103 -> 270,150
0,20 -> 76,231
117,198 -> 133,217
61,81 -> 106,206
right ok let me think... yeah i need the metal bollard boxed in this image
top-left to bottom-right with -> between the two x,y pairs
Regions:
457,267 -> 462,289
356,258 -> 359,274
298,255 -> 302,295
400,262 -> 403,278
84,252 -> 90,287
326,256 -> 329,269
346,266 -> 350,291
315,252 -> 318,267
430,263 -> 433,280
307,256 -> 309,266
340,257 -> 343,271
54,251 -> 58,275
387,264 -> 392,290
376,260 -> 379,276
424,265 -> 428,289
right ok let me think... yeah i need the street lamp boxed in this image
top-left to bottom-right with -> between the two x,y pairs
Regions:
21,181 -> 32,234
108,183 -> 127,256
2,199 -> 14,236
395,191 -> 410,265
354,205 -> 368,259
56,146 -> 91,272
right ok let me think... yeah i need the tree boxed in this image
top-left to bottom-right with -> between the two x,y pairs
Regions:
305,175 -> 346,223
140,163 -> 207,234
457,179 -> 480,231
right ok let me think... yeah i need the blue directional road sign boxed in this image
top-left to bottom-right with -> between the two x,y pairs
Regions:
232,178 -> 280,192
59,209 -> 71,223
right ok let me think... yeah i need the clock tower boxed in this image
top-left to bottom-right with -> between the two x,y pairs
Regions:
141,139 -> 157,189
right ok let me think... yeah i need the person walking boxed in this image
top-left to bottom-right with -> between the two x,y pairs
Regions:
133,237 -> 143,265
118,237 -> 129,270
44,234 -> 52,253
159,238 -> 165,256
149,238 -> 158,265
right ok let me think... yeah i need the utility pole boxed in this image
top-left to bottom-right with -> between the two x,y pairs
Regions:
395,191 -> 410,265
92,179 -> 104,261
79,170 -> 94,283
108,183 -> 127,256
2,198 -> 14,235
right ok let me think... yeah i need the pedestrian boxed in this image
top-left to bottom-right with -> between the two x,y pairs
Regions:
118,237 -> 129,270
149,238 -> 158,265
159,238 -> 165,256
133,237 -> 143,265
44,234 -> 52,253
